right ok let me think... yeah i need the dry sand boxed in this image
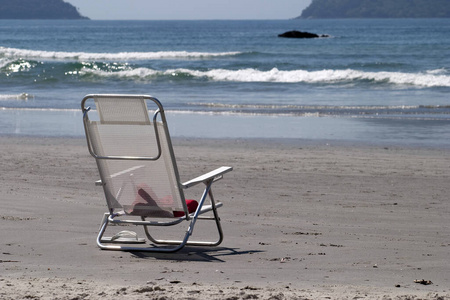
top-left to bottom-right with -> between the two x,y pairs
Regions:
1,136 -> 449,299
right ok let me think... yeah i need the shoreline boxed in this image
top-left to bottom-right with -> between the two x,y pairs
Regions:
2,109 -> 450,149
3,132 -> 450,151
1,136 -> 449,299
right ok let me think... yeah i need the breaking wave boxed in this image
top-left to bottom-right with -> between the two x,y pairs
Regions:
0,46 -> 241,60
0,93 -> 33,100
81,67 -> 450,88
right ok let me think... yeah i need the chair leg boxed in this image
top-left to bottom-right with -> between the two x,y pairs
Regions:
96,213 -> 125,251
143,185 -> 224,247
96,214 -> 108,248
96,182 -> 224,252
96,213 -> 191,252
185,188 -> 223,246
142,210 -> 223,247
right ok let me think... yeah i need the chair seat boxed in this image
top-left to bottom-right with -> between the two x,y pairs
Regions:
129,184 -> 198,217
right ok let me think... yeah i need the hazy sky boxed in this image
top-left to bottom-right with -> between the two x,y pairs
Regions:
66,0 -> 312,20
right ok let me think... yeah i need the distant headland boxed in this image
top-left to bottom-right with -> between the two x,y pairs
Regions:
298,0 -> 450,19
0,0 -> 89,19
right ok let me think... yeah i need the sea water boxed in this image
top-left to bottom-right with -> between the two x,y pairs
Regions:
0,19 -> 449,146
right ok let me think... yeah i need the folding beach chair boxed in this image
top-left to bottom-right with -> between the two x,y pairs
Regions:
81,94 -> 232,252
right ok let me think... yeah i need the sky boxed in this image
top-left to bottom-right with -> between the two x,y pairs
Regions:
66,0 -> 312,20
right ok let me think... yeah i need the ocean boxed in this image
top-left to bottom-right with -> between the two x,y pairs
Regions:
1,19 -> 449,147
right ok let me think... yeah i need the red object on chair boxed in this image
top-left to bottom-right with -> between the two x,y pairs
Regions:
131,184 -> 198,217
173,199 -> 198,217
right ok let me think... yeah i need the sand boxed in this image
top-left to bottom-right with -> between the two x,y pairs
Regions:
0,136 -> 449,299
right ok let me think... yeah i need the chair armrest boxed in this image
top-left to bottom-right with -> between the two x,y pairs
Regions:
181,166 -> 232,188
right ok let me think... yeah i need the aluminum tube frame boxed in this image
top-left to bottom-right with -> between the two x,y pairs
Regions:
81,94 -> 164,161
96,178 -> 223,252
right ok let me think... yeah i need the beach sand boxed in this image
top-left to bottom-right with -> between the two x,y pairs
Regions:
0,136 -> 449,299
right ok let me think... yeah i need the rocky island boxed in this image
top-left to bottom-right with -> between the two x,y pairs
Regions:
0,0 -> 88,19
298,0 -> 450,18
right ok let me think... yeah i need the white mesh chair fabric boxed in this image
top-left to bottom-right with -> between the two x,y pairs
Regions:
81,94 -> 232,252
86,96 -> 186,217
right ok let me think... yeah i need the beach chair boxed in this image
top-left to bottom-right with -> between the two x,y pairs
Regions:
81,94 -> 232,252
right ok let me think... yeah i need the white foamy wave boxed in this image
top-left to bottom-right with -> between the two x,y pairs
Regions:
0,46 -> 240,61
0,57 -> 13,68
188,102 -> 423,110
189,68 -> 450,87
82,66 -> 450,88
80,67 -> 159,78
0,93 -> 33,100
427,68 -> 448,75
372,70 -> 450,87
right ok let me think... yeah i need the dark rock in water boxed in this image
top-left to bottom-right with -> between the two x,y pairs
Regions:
278,30 -> 329,38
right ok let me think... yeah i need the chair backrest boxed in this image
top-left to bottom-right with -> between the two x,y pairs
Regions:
82,94 -> 187,217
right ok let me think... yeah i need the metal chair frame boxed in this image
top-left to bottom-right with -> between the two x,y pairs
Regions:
82,94 -> 232,252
